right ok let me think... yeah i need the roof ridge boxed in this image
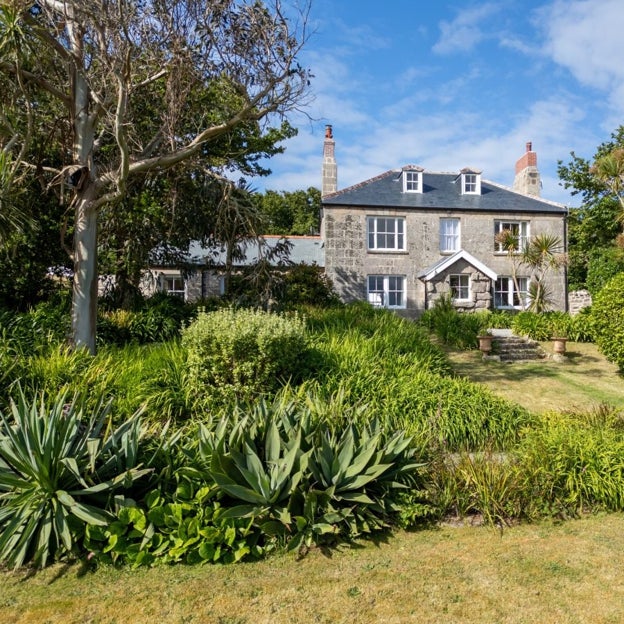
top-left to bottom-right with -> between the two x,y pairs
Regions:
322,169 -> 398,199
482,179 -> 567,209
261,234 -> 322,240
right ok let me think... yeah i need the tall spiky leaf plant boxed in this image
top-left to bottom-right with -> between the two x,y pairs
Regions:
0,390 -> 152,568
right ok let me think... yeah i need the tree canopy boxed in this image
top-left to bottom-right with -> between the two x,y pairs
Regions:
0,0 -> 311,352
254,187 -> 320,235
558,126 -> 624,290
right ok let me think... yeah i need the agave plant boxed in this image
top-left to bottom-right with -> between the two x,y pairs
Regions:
0,390 -> 152,568
198,399 -> 424,550
199,407 -> 311,536
303,420 -> 422,535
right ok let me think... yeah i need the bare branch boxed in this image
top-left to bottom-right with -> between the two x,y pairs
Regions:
0,61 -> 70,103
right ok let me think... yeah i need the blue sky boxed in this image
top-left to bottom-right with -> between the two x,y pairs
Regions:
259,0 -> 624,206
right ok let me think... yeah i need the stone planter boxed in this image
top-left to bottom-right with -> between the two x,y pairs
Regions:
478,334 -> 493,354
552,337 -> 567,355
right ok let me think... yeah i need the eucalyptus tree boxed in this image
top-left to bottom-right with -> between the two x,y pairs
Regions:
0,0 -> 311,352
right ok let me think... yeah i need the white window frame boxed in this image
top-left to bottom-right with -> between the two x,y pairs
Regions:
163,275 -> 186,299
494,220 -> 529,252
439,218 -> 460,253
494,276 -> 529,309
367,216 -> 406,251
462,172 -> 481,194
403,170 -> 422,193
367,275 -> 407,309
449,274 -> 470,301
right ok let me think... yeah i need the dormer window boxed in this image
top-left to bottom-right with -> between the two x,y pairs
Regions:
460,168 -> 482,195
402,166 -> 423,193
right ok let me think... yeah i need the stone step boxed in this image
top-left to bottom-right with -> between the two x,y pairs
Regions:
485,332 -> 546,362
496,341 -> 539,350
499,351 -> 545,362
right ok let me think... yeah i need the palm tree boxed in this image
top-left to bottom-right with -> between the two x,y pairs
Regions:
521,234 -> 566,313
0,151 -> 28,245
213,180 -> 263,297
495,230 -> 566,313
591,148 -> 624,226
494,228 -> 527,308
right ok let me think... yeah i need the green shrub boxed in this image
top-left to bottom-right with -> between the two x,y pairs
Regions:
181,308 -> 309,404
0,299 -> 69,353
280,263 -> 341,309
16,344 -> 93,398
306,303 -> 451,377
429,451 -> 523,525
510,311 -> 583,341
0,390 -> 153,568
390,372 -> 531,452
83,397 -> 427,565
591,273 -> 624,370
567,307 -> 595,343
73,343 -> 197,424
84,488 -> 264,567
303,307 -> 528,452
98,294 -> 194,346
586,247 -> 624,296
419,296 -> 487,350
476,309 -> 514,330
511,311 -> 552,340
97,309 -> 133,345
198,399 -> 425,552
515,408 -> 624,516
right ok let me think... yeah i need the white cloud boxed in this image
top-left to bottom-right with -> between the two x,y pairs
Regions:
433,4 -> 502,54
264,93 -> 594,205
259,0 -> 612,208
538,0 -> 624,115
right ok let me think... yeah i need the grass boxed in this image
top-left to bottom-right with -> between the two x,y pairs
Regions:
2,514 -> 624,623
445,341 -> 624,413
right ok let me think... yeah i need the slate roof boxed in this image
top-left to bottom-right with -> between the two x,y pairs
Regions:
186,235 -> 325,267
322,168 -> 567,214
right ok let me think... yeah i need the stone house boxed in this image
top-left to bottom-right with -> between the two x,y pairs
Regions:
320,126 -> 568,317
143,235 -> 324,301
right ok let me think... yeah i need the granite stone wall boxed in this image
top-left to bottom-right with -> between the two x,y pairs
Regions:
568,289 -> 592,315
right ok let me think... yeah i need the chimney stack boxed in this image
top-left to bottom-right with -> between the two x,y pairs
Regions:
513,141 -> 541,197
321,124 -> 337,196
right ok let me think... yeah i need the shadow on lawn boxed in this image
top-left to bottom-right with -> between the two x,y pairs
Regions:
451,350 -> 614,384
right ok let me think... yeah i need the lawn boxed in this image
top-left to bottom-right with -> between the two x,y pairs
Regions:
2,308 -> 624,622
445,341 -> 624,414
2,514 -> 624,623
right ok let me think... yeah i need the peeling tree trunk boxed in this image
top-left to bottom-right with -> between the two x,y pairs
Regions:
70,58 -> 98,353
71,185 -> 98,353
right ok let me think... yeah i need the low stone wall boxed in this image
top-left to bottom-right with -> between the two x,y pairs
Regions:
568,289 -> 592,315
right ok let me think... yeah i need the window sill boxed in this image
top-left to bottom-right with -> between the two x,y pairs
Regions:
367,249 -> 409,254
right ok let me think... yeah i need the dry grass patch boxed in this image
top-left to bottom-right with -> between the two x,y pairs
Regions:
446,342 -> 624,413
2,514 -> 624,624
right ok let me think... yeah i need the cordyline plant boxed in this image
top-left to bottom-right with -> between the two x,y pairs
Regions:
0,390 -> 152,568
495,230 -> 566,313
